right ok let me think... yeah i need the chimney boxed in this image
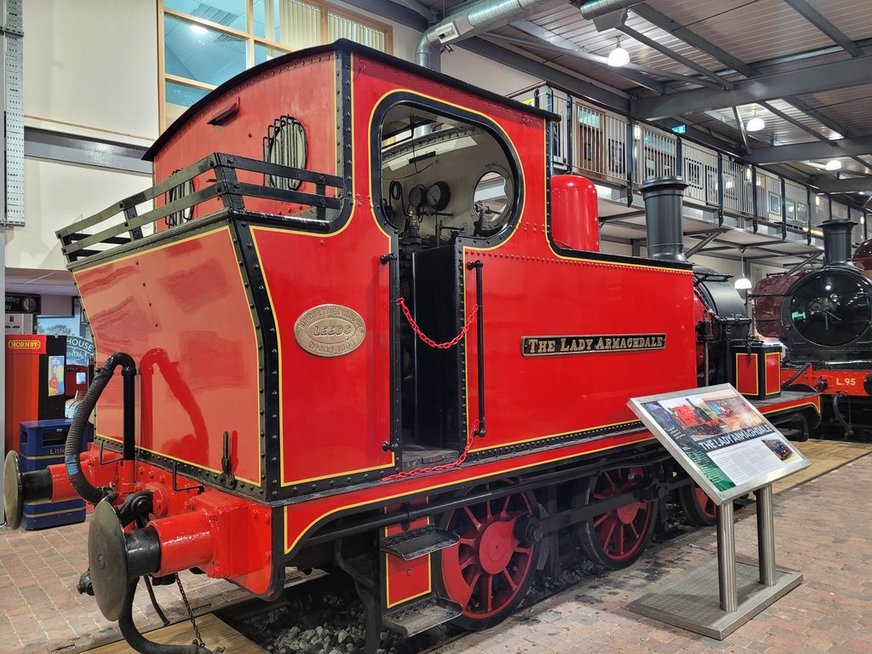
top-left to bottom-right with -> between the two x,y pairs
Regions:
641,176 -> 688,262
821,219 -> 856,266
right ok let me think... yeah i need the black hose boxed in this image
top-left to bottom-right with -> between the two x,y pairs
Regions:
65,353 -> 136,504
832,392 -> 854,439
119,582 -> 220,654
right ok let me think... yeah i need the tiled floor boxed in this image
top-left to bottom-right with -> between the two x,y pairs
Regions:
0,518 -> 250,653
436,452 -> 872,654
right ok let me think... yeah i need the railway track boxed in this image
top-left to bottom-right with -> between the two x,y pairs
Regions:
212,500 -> 715,654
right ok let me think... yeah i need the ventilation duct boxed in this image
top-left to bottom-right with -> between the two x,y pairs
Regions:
573,0 -> 644,20
416,0 -> 550,68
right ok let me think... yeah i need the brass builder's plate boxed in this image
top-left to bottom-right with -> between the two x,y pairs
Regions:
294,304 -> 366,357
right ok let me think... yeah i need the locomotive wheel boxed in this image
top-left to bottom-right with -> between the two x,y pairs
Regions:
435,483 -> 538,631
678,482 -> 718,527
577,467 -> 656,569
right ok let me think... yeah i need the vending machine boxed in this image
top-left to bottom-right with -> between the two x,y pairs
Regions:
5,335 -> 68,454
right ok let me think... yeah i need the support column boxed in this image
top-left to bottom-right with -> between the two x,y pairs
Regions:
756,485 -> 777,586
717,501 -> 738,612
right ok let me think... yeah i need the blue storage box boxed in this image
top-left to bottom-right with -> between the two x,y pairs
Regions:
18,419 -> 89,530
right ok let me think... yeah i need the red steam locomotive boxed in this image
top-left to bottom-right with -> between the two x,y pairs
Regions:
3,41 -> 820,653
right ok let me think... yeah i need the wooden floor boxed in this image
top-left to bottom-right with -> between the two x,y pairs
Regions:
83,614 -> 266,654
773,438 -> 872,493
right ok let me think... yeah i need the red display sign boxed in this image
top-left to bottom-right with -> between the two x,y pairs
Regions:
5,335 -> 46,355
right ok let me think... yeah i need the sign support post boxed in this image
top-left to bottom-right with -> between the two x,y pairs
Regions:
717,500 -> 737,612
625,384 -> 807,640
757,485 -> 776,585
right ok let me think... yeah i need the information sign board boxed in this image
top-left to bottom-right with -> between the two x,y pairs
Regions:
629,384 -> 810,505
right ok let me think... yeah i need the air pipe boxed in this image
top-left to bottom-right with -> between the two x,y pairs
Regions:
3,353 -> 137,528
416,0 -> 550,68
574,0 -> 644,20
65,352 -> 137,504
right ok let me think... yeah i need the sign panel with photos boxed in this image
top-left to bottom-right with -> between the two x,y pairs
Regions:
629,384 -> 810,505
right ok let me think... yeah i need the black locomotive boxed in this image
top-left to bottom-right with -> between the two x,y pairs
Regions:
754,220 -> 872,436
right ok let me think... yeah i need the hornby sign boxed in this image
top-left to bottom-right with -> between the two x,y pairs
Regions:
522,334 -> 666,357
5,336 -> 47,354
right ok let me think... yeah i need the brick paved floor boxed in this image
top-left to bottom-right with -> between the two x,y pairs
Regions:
3,453 -> 870,653
436,453 -> 872,654
0,518 -> 251,653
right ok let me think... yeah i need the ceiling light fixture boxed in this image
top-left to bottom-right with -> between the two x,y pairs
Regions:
825,159 -> 842,171
734,249 -> 752,291
746,113 -> 765,133
608,38 -> 630,67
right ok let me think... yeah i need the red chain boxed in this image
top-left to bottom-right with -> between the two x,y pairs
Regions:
381,421 -> 478,482
396,297 -> 479,349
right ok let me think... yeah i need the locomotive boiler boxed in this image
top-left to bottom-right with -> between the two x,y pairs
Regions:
3,41 -> 820,654
754,219 -> 872,436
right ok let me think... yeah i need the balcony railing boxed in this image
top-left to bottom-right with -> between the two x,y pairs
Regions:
515,85 -> 869,247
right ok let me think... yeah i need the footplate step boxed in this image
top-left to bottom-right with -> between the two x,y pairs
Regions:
382,596 -> 463,637
380,525 -> 459,560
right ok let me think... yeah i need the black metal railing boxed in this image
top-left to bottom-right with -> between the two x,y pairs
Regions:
57,153 -> 345,263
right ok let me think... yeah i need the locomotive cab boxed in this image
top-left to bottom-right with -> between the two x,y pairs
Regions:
377,104 -> 519,463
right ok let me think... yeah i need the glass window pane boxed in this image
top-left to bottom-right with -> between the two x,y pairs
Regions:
165,81 -> 210,126
328,14 -> 385,51
164,14 -> 247,86
255,43 -> 288,65
275,0 -> 321,49
165,0 -> 247,31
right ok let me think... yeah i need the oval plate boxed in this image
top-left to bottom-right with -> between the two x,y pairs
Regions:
294,304 -> 366,357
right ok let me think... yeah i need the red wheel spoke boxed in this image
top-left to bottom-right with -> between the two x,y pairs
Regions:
458,570 -> 481,607
617,524 -> 625,554
593,512 -> 610,528
440,484 -> 537,623
629,521 -> 640,539
599,517 -> 616,549
480,574 -> 494,613
502,569 -> 518,591
463,506 -> 481,530
602,471 -> 617,490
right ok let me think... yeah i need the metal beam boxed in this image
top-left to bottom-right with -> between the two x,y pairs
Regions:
24,127 -> 152,174
617,24 -> 729,88
757,101 -> 827,141
732,106 -> 751,155
634,54 -> 872,118
747,135 -> 872,164
631,4 -> 757,77
631,3 -> 857,140
460,36 -> 631,111
493,28 -> 670,94
782,0 -> 863,57
685,228 -> 728,257
341,0 -> 428,31
785,251 -> 823,274
391,0 -> 435,21
654,117 -> 742,155
811,175 -> 872,193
